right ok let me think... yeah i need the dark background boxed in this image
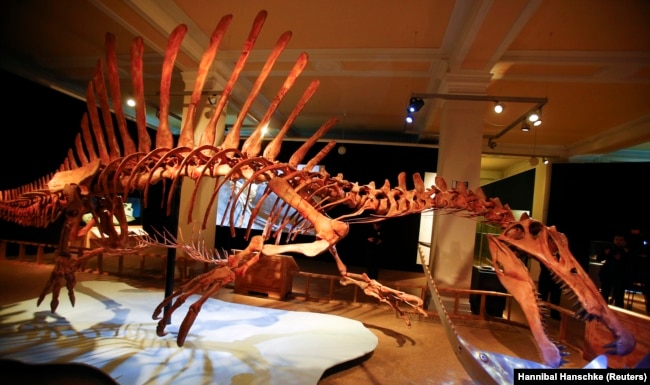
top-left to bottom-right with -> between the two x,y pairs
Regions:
215,140 -> 439,272
546,162 -> 649,268
2,68 -> 648,273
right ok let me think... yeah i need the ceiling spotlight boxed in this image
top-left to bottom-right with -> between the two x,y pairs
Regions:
493,101 -> 504,114
488,138 -> 497,149
543,157 -> 549,165
407,97 -> 425,113
338,145 -> 347,155
521,122 -> 531,132
126,97 -> 136,107
405,114 -> 414,124
532,110 -> 543,126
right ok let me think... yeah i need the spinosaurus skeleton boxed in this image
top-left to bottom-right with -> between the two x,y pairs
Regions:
0,10 -> 636,379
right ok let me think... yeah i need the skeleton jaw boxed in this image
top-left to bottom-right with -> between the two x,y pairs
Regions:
487,217 -> 635,368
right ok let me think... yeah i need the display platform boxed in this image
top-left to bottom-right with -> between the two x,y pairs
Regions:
0,281 -> 378,384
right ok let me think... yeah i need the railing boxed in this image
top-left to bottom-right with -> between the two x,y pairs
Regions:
293,271 -> 428,305
1,238 -> 582,353
0,239 -> 86,263
292,269 -> 583,353
294,270 -> 505,317
0,239 -> 178,279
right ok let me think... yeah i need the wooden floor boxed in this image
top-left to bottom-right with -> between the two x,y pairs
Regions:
0,249 -> 648,384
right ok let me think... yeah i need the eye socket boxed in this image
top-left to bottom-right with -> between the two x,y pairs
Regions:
504,224 -> 525,240
529,221 -> 544,236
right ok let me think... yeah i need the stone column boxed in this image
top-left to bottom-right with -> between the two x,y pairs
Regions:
430,73 -> 489,290
175,71 -> 227,255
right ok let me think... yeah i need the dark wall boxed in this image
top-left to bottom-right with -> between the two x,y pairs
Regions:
0,70 -> 83,244
274,141 -> 438,186
0,70 -> 84,189
480,163 -> 650,270
547,162 -> 650,268
0,69 -> 154,244
315,143 -> 437,272
9,67 -> 647,276
480,169 -> 535,212
228,141 -> 440,272
0,67 -> 441,273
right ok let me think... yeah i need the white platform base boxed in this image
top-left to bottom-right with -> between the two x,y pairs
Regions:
0,281 -> 378,384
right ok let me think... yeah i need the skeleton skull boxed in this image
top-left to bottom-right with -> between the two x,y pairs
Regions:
487,215 -> 635,367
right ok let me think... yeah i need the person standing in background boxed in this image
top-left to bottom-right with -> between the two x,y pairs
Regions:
626,228 -> 649,314
598,232 -> 631,308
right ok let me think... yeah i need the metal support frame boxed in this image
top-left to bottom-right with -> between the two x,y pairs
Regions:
410,92 -> 548,142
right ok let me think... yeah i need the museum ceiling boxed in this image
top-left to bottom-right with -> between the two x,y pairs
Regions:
1,0 -> 649,175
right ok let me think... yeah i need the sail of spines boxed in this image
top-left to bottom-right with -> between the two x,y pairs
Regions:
1,9 -> 516,234
0,10 -> 336,228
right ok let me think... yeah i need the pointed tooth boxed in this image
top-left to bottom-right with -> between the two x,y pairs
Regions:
575,307 -> 588,317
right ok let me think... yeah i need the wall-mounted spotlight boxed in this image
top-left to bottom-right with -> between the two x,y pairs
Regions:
407,97 -> 425,113
405,97 -> 424,124
493,101 -> 504,114
543,157 -> 549,165
488,138 -> 497,149
521,121 -> 531,132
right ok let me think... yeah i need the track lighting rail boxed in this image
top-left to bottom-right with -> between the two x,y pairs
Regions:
409,92 -> 548,145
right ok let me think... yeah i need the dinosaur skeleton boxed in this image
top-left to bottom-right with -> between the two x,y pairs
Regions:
0,9 -> 636,378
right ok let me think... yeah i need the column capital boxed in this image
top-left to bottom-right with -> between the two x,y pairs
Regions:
442,71 -> 492,95
179,70 -> 225,92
